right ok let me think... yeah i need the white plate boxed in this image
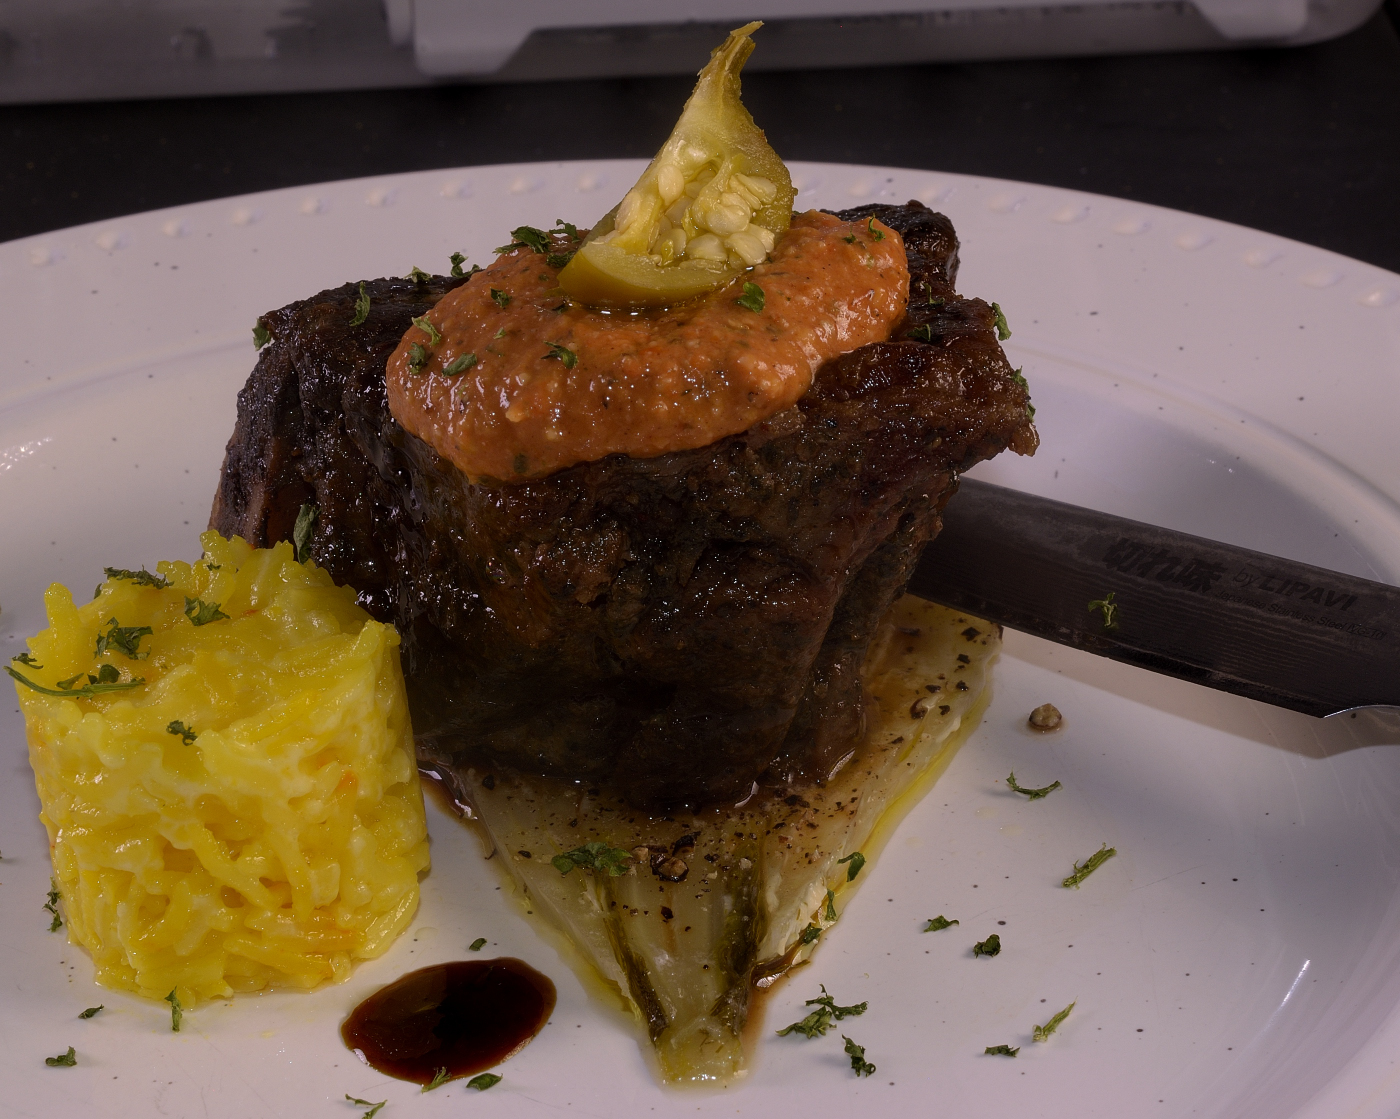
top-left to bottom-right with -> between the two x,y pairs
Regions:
3,161 -> 1400,1119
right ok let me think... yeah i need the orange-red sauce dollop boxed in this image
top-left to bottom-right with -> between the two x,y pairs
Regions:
386,210 -> 908,481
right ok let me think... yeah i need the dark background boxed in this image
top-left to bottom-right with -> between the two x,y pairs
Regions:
4,0 -> 1398,272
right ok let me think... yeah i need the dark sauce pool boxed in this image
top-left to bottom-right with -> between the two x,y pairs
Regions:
341,958 -> 556,1085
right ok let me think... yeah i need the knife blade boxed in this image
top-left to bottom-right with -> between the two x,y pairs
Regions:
907,478 -> 1400,717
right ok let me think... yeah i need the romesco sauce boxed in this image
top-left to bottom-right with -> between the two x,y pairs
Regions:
385,210 -> 908,481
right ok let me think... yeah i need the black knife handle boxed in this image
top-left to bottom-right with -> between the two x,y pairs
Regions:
908,478 -> 1400,716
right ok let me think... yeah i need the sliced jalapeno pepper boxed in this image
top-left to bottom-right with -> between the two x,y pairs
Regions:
557,22 -> 796,309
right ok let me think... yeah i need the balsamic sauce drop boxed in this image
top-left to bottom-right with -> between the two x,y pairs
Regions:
341,958 -> 556,1085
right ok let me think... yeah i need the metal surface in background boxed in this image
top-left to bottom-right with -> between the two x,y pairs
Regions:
908,479 -> 1400,717
0,0 -> 1383,103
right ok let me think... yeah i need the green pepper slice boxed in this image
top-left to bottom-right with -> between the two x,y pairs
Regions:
557,22 -> 796,309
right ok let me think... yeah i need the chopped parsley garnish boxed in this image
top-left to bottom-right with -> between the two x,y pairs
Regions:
422,1067 -> 449,1092
103,566 -> 170,589
555,218 -> 579,239
293,503 -> 318,564
1088,592 -> 1119,630
867,217 -> 884,241
1006,771 -> 1062,800
906,323 -> 933,343
406,266 -> 431,284
776,985 -> 867,1038
345,1097 -> 386,1119
990,302 -> 1011,341
836,851 -> 866,881
252,321 -> 271,350
184,597 -> 229,626
79,1006 -> 104,1019
842,233 -> 857,244
736,282 -> 765,313
497,225 -> 551,254
490,287 -> 511,309
824,889 -> 838,921
923,915 -> 959,932
552,841 -> 632,877
165,989 -> 182,1032
544,341 -> 578,369
45,1046 -> 77,1067
545,251 -> 576,270
1063,844 -> 1117,888
167,720 -> 197,745
6,664 -> 144,699
469,937 -> 488,951
407,342 -> 428,374
449,251 -> 467,277
985,1043 -> 1019,1057
349,282 -> 370,326
798,924 -> 822,945
843,1035 -> 876,1077
1011,367 -> 1036,417
443,352 -> 478,376
94,617 -> 153,660
12,651 -> 42,668
44,878 -> 63,931
973,933 -> 1002,958
467,1073 -> 502,1091
411,315 -> 442,345
1033,1000 -> 1076,1041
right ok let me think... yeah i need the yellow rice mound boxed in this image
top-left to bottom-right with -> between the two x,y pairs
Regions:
13,531 -> 431,1005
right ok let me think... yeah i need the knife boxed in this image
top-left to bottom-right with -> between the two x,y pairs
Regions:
907,478 -> 1400,717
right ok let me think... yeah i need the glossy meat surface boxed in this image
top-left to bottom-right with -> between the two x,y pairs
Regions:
211,202 -> 1037,808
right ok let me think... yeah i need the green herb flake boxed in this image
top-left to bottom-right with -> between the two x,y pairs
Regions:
422,1067 -> 449,1092
293,503 -> 318,564
985,1043 -> 1020,1057
498,225 -> 550,254
409,316 -> 441,347
490,287 -> 512,309
551,841 -> 633,877
345,1097 -> 386,1119
469,937 -> 488,951
164,989 -> 182,1032
798,923 -> 822,946
467,1073 -> 503,1091
13,652 -> 42,668
45,1046 -> 77,1067
79,1006 -> 104,1019
1088,592 -> 1119,630
1063,844 -> 1117,889
906,323 -> 933,343
544,341 -> 578,369
103,566 -> 171,589
407,266 -> 431,284
1011,367 -> 1036,417
1006,771 -> 1062,800
923,915 -> 959,932
843,1035 -> 876,1077
406,342 -> 428,374
44,878 -> 63,930
94,617 -> 153,660
973,933 -> 1002,958
449,251 -> 467,278
555,219 -> 579,239
836,851 -> 866,881
1033,1000 -> 1076,1042
167,720 -> 198,745
867,217 -> 884,242
349,282 -> 370,326
991,301 -> 1011,341
443,352 -> 478,376
252,321 -> 271,350
512,453 -> 528,475
775,984 -> 867,1039
90,664 -> 121,685
824,889 -> 838,922
6,664 -> 145,700
736,282 -> 765,313
842,233 -> 857,244
545,251 -> 576,270
184,597 -> 229,627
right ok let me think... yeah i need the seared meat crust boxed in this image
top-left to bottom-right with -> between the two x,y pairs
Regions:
212,202 -> 1037,808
